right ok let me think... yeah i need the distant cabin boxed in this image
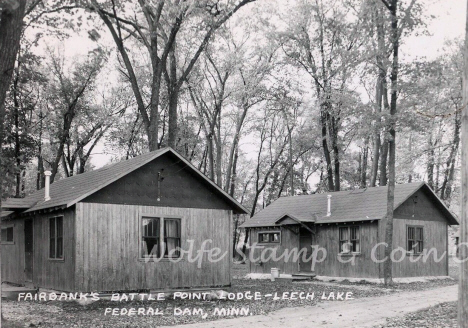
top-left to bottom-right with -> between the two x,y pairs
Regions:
1,148 -> 247,292
240,182 -> 458,279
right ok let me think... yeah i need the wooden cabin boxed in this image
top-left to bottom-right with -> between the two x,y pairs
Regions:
240,182 -> 458,279
1,148 -> 247,292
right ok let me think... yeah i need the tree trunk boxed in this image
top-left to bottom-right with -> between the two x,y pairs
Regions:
427,129 -> 436,190
232,214 -> 239,258
458,0 -> 468,324
0,0 -> 27,318
207,134 -> 215,181
379,73 -> 391,186
167,47 -> 179,148
13,71 -> 21,197
36,110 -> 44,190
361,139 -> 369,189
379,137 -> 388,186
225,104 -> 249,192
331,117 -> 340,191
229,146 -> 239,197
288,126 -> 294,195
215,124 -> 223,187
370,5 -> 386,187
383,0 -> 399,286
321,107 -> 335,191
441,112 -> 461,200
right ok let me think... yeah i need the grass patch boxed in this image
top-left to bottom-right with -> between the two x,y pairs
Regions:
376,301 -> 457,328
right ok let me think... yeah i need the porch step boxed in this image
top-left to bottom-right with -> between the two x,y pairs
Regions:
292,276 -> 313,281
292,272 -> 317,281
293,272 -> 317,277
2,283 -> 37,300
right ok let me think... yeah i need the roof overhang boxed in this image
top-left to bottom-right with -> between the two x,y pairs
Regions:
393,182 -> 459,226
274,213 -> 312,225
20,147 -> 249,215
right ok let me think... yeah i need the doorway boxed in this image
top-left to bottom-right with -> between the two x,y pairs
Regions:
24,219 -> 33,282
298,226 -> 314,272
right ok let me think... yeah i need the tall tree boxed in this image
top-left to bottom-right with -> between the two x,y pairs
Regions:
378,0 -> 399,286
45,48 -> 104,182
88,0 -> 255,150
0,0 -> 27,320
459,0 -> 468,324
281,0 -> 366,191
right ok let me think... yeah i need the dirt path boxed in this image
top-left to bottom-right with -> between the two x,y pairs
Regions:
166,284 -> 458,328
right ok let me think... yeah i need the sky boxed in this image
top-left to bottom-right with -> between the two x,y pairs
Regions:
403,0 -> 465,61
46,0 -> 467,169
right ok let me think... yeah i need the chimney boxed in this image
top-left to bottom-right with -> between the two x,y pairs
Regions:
44,171 -> 52,201
326,195 -> 332,216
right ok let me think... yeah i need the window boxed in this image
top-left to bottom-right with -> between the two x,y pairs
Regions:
141,216 -> 181,259
258,231 -> 280,244
164,219 -> 181,258
407,226 -> 424,254
1,226 -> 13,244
339,226 -> 360,253
49,217 -> 63,259
142,217 -> 160,257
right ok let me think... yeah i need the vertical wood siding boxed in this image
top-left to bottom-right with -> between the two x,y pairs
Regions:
82,152 -> 235,211
314,222 -> 380,278
248,226 -> 300,275
394,189 -> 448,222
75,203 -> 231,292
391,218 -> 448,277
32,209 -> 75,291
2,210 -> 75,290
249,222 -> 380,278
1,219 -> 25,284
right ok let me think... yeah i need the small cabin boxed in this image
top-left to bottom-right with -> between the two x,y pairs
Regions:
1,147 -> 247,292
240,182 -> 458,279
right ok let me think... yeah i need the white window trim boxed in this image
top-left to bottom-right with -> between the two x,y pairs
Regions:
338,225 -> 361,255
1,223 -> 15,245
48,215 -> 65,261
257,230 -> 281,245
139,213 -> 184,262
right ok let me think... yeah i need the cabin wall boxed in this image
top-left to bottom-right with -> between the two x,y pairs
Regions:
391,218 -> 448,277
32,208 -> 76,291
379,189 -> 450,277
1,219 -> 25,284
248,226 -> 300,275
2,208 -> 76,290
314,221 -> 380,278
82,152 -> 234,211
75,202 -> 231,292
394,189 -> 448,222
248,222 -> 380,278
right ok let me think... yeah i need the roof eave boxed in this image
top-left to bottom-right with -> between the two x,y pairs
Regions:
24,147 -> 248,215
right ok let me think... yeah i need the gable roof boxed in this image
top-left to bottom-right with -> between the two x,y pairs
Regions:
240,182 -> 458,228
2,147 -> 248,215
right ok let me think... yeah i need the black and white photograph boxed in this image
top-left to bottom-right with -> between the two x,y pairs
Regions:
0,0 -> 467,327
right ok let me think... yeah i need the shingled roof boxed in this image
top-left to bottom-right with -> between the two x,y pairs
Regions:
240,182 -> 458,228
2,147 -> 248,215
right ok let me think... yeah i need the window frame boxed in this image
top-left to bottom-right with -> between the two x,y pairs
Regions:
407,225 -> 424,255
141,216 -> 161,258
338,225 -> 361,255
1,224 -> 14,245
49,216 -> 64,260
139,214 -> 183,261
257,231 -> 281,245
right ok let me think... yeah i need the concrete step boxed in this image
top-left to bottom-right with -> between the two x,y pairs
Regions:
2,284 -> 37,300
292,276 -> 312,281
292,272 -> 317,277
292,272 -> 317,281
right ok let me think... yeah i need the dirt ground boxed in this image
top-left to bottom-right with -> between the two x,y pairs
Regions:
1,261 -> 460,327
166,285 -> 458,328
